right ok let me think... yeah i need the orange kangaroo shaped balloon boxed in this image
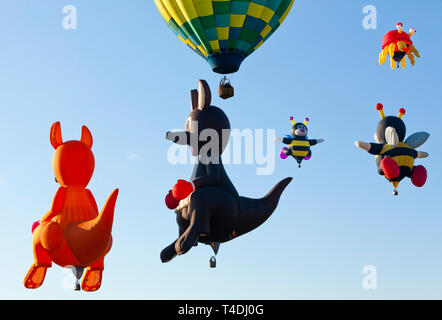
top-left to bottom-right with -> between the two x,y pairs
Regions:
24,122 -> 119,292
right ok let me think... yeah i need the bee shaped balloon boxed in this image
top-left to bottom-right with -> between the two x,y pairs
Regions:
355,103 -> 430,196
379,22 -> 420,69
277,116 -> 324,168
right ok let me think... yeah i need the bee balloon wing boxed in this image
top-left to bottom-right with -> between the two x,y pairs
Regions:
405,132 -> 430,149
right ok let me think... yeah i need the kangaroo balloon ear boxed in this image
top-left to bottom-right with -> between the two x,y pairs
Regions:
50,122 -> 63,149
190,89 -> 198,111
81,125 -> 93,148
198,79 -> 211,110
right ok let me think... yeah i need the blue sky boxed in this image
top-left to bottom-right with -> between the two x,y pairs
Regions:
0,0 -> 441,299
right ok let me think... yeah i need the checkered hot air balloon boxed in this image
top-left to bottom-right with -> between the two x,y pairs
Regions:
154,0 -> 295,75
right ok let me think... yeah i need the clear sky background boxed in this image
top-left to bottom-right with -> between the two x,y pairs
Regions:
0,0 -> 441,299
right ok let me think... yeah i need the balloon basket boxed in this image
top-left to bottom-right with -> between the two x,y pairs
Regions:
210,256 -> 217,268
73,266 -> 84,291
219,77 -> 234,100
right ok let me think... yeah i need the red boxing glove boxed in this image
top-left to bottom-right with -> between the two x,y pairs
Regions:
172,180 -> 195,200
381,157 -> 400,180
165,190 -> 180,210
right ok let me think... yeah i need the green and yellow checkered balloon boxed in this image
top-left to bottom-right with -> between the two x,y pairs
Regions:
154,0 -> 295,74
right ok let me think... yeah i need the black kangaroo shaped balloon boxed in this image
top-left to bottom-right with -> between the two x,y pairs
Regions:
162,80 -> 292,265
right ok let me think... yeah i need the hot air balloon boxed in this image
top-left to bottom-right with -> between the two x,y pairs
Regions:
276,116 -> 324,168
379,22 -> 420,69
24,122 -> 119,291
162,80 -> 292,267
154,0 -> 295,98
355,103 -> 429,196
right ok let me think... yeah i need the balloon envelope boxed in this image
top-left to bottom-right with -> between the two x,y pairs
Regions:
154,0 -> 295,74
